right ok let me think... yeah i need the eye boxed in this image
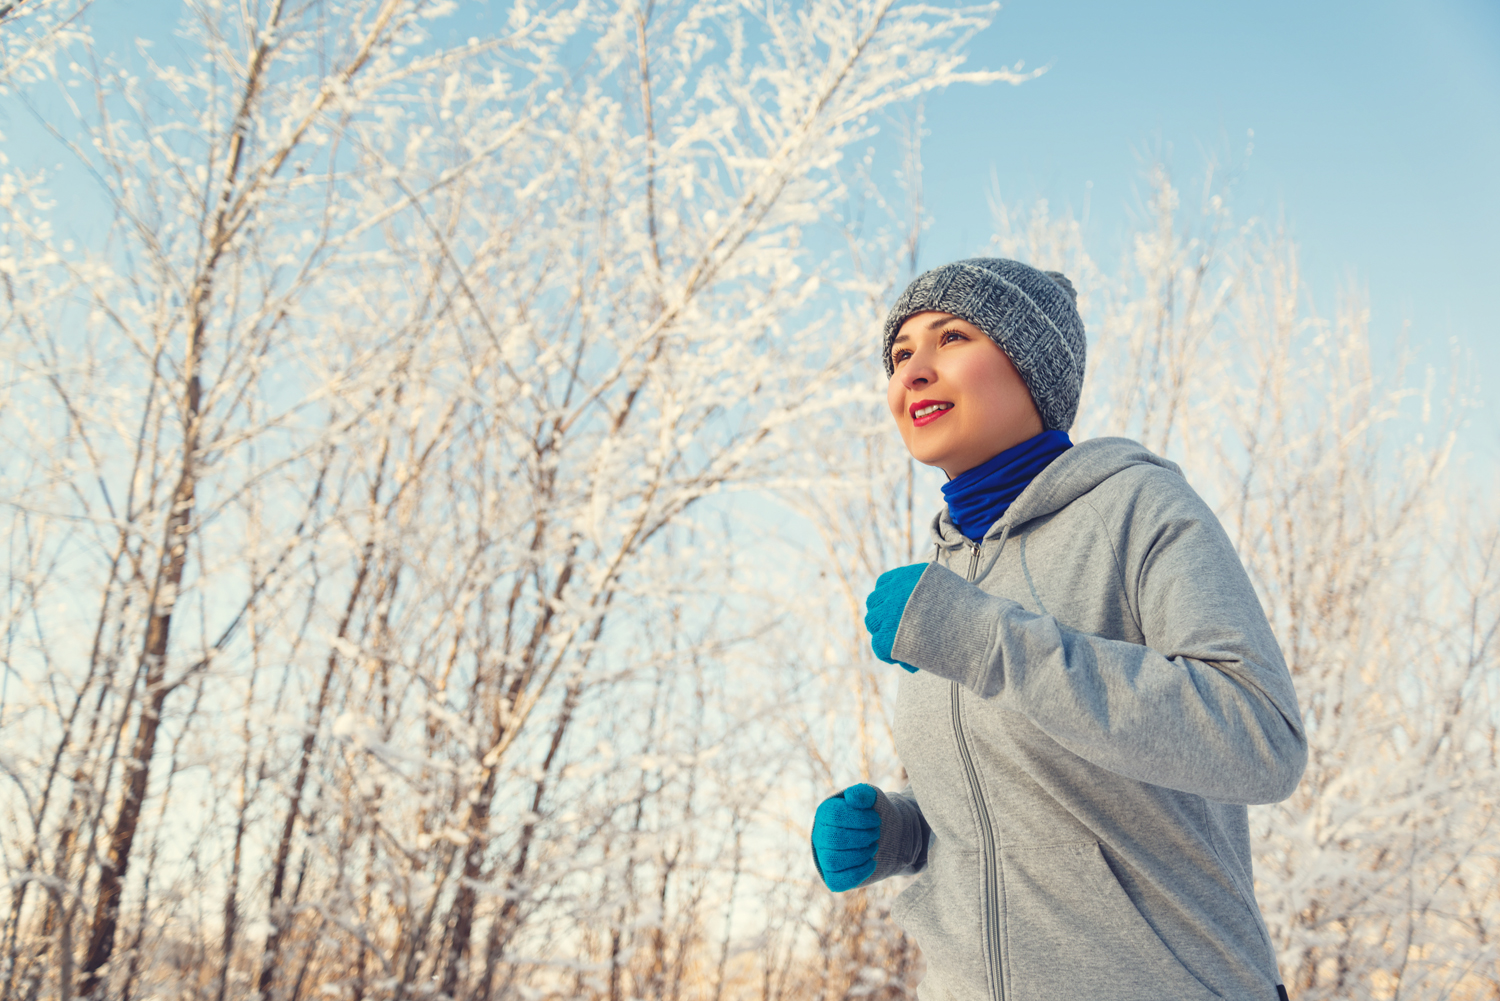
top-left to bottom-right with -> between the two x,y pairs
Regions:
941,329 -> 969,345
892,348 -> 912,364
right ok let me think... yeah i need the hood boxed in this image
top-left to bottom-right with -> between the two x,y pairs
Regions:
930,437 -> 1182,554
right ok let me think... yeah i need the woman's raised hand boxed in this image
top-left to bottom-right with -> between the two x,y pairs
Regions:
864,564 -> 928,673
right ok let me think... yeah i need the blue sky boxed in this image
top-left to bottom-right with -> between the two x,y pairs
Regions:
9,0 -> 1497,453
917,0 -> 1499,454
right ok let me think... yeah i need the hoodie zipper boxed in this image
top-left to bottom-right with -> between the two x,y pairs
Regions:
952,538 -> 1004,1001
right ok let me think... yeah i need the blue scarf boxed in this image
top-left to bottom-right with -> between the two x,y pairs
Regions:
941,430 -> 1073,542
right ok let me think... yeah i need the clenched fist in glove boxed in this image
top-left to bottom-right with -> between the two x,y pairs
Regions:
863,564 -> 927,673
810,783 -> 882,892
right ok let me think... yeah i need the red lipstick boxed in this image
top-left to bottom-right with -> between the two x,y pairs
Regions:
909,399 -> 954,427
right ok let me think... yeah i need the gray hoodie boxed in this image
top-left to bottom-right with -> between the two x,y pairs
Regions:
860,438 -> 1306,1001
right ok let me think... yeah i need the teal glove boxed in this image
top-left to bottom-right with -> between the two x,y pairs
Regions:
863,563 -> 926,673
811,783 -> 881,892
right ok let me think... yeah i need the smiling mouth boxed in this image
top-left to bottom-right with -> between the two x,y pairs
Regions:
910,401 -> 954,427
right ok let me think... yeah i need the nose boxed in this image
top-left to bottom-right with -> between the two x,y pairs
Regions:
900,345 -> 937,390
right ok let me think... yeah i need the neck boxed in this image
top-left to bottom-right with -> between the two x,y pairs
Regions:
939,430 -> 1073,542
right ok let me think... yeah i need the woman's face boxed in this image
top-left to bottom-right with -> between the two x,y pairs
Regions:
886,311 -> 1044,478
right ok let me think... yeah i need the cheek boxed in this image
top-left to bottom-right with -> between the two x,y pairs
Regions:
950,353 -> 997,415
992,364 -> 1035,421
952,350 -> 1024,427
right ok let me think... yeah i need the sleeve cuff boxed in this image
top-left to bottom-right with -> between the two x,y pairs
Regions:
890,562 -> 1014,697
861,787 -> 930,887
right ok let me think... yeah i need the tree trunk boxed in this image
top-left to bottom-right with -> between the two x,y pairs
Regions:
74,0 -> 289,982
462,684 -> 579,1001
257,539 -> 376,997
437,767 -> 498,999
77,441 -> 198,997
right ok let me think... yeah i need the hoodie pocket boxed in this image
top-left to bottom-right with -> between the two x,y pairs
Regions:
1000,840 -> 1224,1001
891,846 -> 990,996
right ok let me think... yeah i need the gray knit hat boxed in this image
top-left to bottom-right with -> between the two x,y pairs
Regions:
882,258 -> 1087,432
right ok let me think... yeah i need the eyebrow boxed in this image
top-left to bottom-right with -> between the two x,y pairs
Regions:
891,314 -> 961,348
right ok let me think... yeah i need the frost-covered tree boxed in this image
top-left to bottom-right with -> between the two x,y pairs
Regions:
7,0 -> 1489,998
0,0 -> 1025,998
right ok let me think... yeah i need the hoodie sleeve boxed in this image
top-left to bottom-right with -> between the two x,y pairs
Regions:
889,475 -> 1306,805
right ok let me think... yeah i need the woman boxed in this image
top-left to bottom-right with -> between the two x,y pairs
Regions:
810,258 -> 1305,1001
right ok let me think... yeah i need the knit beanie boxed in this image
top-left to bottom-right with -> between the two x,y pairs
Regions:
882,258 -> 1087,433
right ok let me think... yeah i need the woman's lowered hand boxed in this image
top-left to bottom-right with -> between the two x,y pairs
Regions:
811,784 -> 882,891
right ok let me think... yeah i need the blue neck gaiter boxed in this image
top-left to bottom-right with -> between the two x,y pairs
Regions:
941,430 -> 1073,542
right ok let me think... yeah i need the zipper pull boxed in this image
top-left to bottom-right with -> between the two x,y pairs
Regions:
966,540 -> 982,582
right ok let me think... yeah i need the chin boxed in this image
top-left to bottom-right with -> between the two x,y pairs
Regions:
904,432 -> 958,471
908,448 -> 951,470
